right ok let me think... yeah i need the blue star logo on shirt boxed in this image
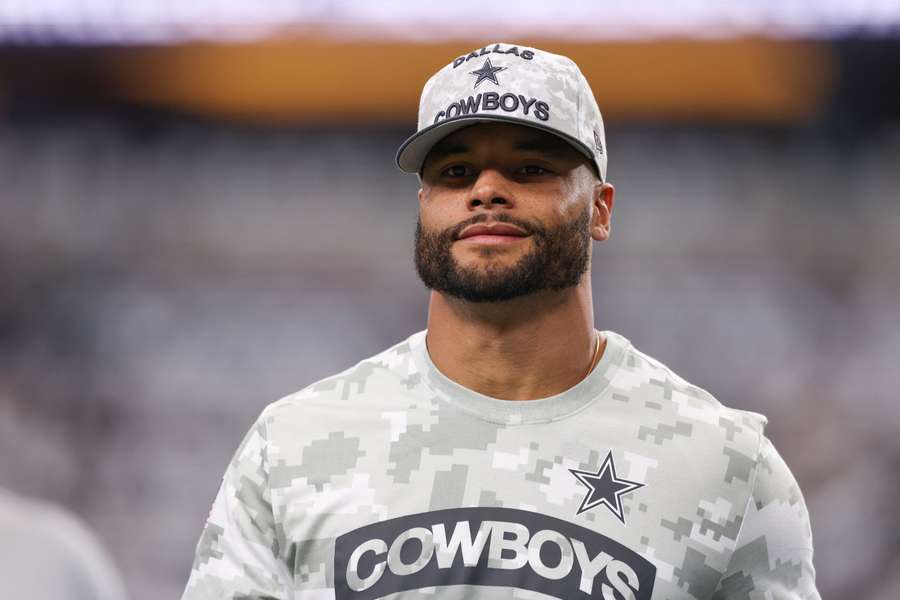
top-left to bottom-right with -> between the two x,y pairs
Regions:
469,58 -> 506,88
569,451 -> 644,524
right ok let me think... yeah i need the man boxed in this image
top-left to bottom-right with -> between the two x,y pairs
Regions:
182,43 -> 819,599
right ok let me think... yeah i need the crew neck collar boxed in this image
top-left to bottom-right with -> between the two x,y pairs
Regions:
409,329 -> 627,425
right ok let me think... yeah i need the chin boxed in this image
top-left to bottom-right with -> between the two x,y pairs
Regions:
457,245 -> 524,261
457,258 -> 519,276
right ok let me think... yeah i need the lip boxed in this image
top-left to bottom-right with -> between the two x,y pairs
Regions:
459,234 -> 527,245
459,223 -> 528,240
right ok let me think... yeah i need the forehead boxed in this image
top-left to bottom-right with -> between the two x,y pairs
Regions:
426,122 -> 583,161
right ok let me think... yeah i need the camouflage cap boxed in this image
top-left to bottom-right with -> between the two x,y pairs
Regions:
396,42 -> 608,182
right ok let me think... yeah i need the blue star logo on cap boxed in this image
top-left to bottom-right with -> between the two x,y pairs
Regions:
469,58 -> 506,88
569,451 -> 644,524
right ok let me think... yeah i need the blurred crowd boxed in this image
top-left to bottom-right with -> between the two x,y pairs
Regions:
0,116 -> 898,599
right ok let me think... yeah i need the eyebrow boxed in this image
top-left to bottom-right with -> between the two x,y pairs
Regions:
512,140 -> 568,156
425,143 -> 470,165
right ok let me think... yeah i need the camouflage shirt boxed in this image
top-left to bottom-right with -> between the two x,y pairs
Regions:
182,330 -> 819,600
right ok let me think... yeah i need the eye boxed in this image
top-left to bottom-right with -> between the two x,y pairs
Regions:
519,164 -> 551,176
441,164 -> 472,178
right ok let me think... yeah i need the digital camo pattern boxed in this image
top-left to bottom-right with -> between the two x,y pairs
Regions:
711,436 -> 817,600
395,43 -> 608,182
182,330 -> 819,600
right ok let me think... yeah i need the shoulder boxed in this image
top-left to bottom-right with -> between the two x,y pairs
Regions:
608,331 -> 769,465
741,435 -> 814,547
605,335 -> 818,594
265,330 -> 424,416
608,334 -> 808,542
234,331 -> 427,455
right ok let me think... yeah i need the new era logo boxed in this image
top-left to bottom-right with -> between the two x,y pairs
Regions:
593,129 -> 604,154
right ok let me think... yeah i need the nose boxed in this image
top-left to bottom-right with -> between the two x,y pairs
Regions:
468,168 -> 513,210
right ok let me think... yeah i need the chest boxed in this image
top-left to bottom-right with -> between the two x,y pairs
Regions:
268,418 -> 749,600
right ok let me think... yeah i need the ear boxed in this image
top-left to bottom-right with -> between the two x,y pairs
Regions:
590,182 -> 615,241
418,186 -> 425,209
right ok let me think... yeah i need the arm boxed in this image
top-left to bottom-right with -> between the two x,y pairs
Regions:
182,413 -> 293,600
713,435 -> 820,600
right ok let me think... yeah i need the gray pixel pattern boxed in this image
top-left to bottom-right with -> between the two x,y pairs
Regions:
182,329 -> 819,599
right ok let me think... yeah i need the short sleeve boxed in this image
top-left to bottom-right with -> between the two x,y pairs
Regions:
713,435 -> 820,600
182,412 -> 293,600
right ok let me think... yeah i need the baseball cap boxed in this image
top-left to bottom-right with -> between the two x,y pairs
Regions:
396,42 -> 607,182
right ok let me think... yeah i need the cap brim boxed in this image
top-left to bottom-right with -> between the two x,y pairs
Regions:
395,114 -> 598,178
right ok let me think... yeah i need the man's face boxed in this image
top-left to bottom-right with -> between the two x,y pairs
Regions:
415,122 -> 604,303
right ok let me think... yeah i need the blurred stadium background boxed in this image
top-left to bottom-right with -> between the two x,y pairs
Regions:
1,2 -> 899,599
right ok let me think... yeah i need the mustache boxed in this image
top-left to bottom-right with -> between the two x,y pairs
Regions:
448,213 -> 537,240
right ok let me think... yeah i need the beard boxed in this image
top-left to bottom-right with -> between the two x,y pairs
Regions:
414,205 -> 592,303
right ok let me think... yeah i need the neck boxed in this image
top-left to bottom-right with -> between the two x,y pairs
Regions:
424,280 -> 603,400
